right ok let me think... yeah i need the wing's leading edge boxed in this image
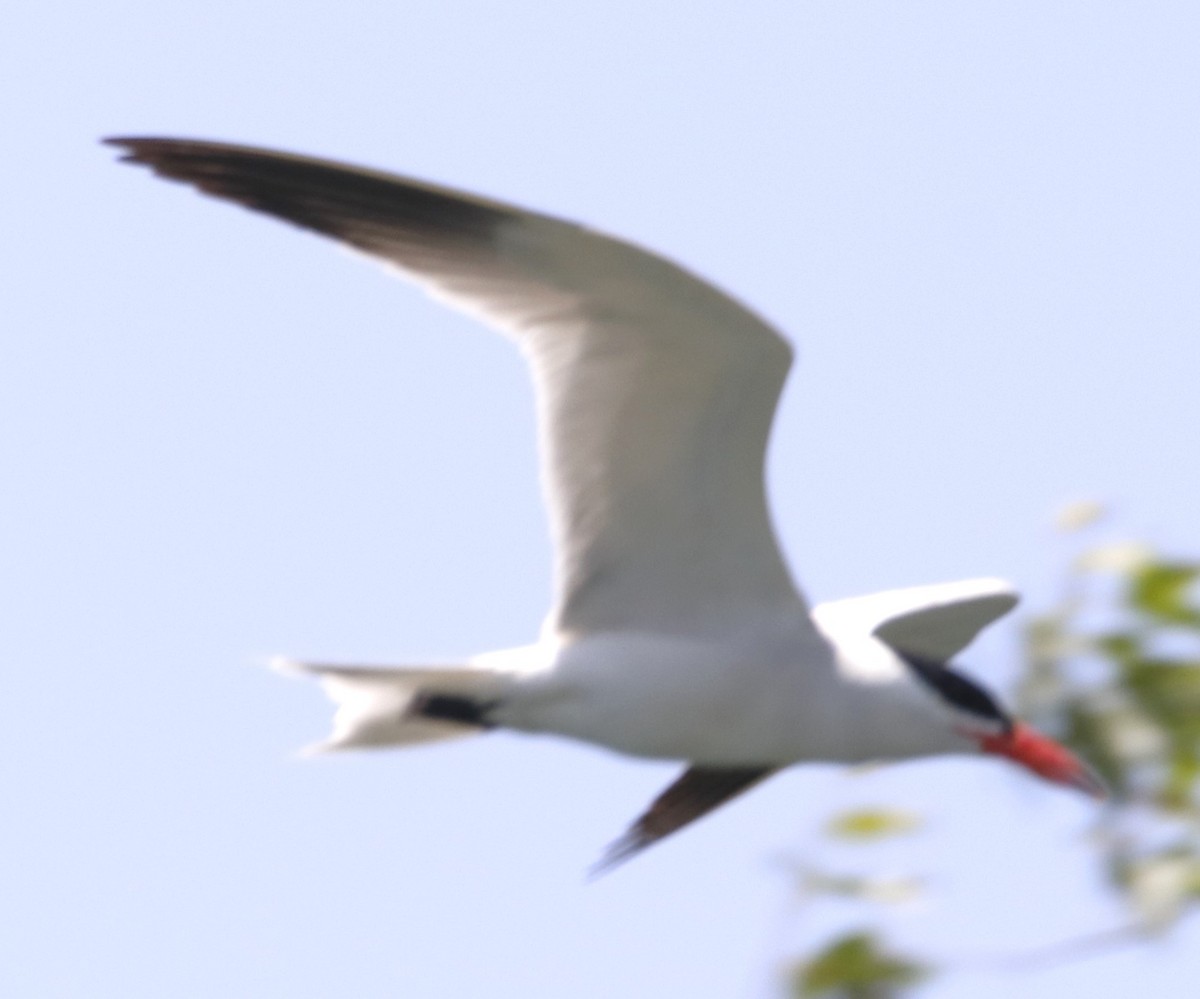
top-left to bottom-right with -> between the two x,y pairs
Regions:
813,577 -> 1019,662
108,138 -> 808,641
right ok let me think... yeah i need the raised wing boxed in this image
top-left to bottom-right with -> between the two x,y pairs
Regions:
109,138 -> 806,639
812,577 -> 1019,662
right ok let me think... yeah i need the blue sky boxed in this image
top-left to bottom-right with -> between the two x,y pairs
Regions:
4,3 -> 1199,997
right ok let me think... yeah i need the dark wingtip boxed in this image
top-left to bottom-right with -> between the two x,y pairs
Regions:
104,135 -> 253,167
104,136 -> 237,169
99,136 -> 517,246
103,136 -> 199,176
102,135 -> 142,165
102,135 -> 170,161
586,833 -> 644,882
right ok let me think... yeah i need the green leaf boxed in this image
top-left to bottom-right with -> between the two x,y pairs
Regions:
1125,849 -> 1200,931
1024,611 -> 1084,665
1130,562 -> 1200,628
793,932 -> 927,998
825,809 -> 922,842
800,871 -> 924,905
1159,752 -> 1200,812
1122,660 -> 1200,810
1063,701 -> 1136,799
1124,661 -> 1200,723
1095,631 -> 1143,666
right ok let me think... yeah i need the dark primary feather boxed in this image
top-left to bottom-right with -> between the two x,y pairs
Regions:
104,137 -> 514,258
592,765 -> 776,876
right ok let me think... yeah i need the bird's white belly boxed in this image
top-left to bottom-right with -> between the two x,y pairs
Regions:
492,630 -> 846,765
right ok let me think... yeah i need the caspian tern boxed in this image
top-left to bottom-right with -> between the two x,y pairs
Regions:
108,137 -> 1104,872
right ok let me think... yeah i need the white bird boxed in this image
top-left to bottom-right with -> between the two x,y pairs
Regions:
109,137 -> 1104,872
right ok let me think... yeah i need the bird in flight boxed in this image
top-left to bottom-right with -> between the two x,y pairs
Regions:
108,137 -> 1104,873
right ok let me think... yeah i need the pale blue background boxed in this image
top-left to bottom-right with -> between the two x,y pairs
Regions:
4,3 -> 1198,996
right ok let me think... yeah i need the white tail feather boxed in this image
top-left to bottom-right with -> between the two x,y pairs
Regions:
271,658 -> 507,753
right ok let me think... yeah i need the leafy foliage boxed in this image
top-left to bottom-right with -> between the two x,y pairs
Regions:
825,809 -> 922,842
792,932 -> 927,998
784,511 -> 1200,996
1021,530 -> 1200,931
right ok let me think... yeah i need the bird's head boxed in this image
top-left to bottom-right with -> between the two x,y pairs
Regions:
901,652 -> 1107,799
815,580 -> 1107,799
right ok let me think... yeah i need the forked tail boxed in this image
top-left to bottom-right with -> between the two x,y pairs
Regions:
272,658 -> 508,753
